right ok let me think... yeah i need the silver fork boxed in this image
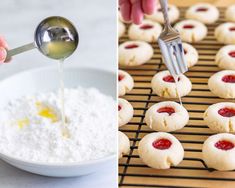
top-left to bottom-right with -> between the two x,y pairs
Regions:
158,0 -> 188,76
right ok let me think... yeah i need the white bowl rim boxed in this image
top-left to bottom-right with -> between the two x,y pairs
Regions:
0,152 -> 116,167
0,66 -> 117,167
0,65 -> 116,81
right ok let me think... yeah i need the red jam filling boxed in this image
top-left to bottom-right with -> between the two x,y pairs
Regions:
125,44 -> 138,49
218,108 -> 235,117
222,75 -> 235,83
163,75 -> 180,83
118,105 -> 122,111
215,140 -> 234,150
229,51 -> 235,57
196,7 -> 208,12
184,49 -> 187,54
140,24 -> 153,30
152,139 -> 172,150
183,25 -> 195,29
229,27 -> 235,31
118,74 -> 125,81
157,107 -> 175,115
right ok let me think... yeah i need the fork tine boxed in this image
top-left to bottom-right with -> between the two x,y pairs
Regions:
176,40 -> 188,72
159,39 -> 178,75
158,39 -> 176,74
158,0 -> 188,76
158,36 -> 187,76
168,43 -> 180,75
172,40 -> 188,74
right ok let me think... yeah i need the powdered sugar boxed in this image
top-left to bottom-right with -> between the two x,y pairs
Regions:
0,87 -> 116,163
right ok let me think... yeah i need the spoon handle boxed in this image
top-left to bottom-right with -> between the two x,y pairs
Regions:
5,42 -> 36,61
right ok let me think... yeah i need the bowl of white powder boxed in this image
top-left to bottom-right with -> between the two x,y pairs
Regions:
0,66 -> 116,177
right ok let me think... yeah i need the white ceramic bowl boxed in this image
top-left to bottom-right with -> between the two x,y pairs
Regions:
0,66 -> 116,177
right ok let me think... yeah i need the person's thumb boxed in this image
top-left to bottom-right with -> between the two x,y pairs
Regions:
0,47 -> 7,64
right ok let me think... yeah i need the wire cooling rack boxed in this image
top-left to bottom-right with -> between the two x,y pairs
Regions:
119,7 -> 235,188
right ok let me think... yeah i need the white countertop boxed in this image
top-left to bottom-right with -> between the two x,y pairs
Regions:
0,0 -> 117,187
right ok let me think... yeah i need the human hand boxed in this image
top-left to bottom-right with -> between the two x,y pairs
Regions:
119,0 -> 156,24
0,36 -> 9,63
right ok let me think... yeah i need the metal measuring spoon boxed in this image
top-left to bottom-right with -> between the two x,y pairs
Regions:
5,16 -> 79,61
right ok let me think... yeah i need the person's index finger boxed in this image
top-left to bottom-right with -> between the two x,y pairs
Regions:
0,47 -> 7,64
119,0 -> 132,22
142,0 -> 156,15
0,36 -> 8,49
131,0 -> 144,25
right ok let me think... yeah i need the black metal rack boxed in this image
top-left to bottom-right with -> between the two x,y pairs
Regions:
119,7 -> 235,188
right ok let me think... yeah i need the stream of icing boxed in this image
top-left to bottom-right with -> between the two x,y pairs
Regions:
58,59 -> 69,138
173,75 -> 183,106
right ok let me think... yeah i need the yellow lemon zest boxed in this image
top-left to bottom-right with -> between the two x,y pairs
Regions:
17,118 -> 30,129
36,102 -> 58,123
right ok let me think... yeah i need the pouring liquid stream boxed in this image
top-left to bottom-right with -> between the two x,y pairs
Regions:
58,59 -> 69,138
173,75 -> 183,106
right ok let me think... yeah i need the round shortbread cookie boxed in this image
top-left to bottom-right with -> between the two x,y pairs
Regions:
215,23 -> 235,44
208,70 -> 235,99
145,101 -> 189,132
204,102 -> 235,133
145,4 -> 179,24
215,45 -> 235,70
118,70 -> 134,97
185,3 -> 219,24
203,133 -> 235,171
128,20 -> 162,42
174,19 -> 207,43
151,70 -> 192,98
138,132 -> 184,169
118,98 -> 134,127
119,41 -> 154,66
119,21 -> 125,38
225,5 -> 235,22
118,131 -> 130,159
183,42 -> 199,67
